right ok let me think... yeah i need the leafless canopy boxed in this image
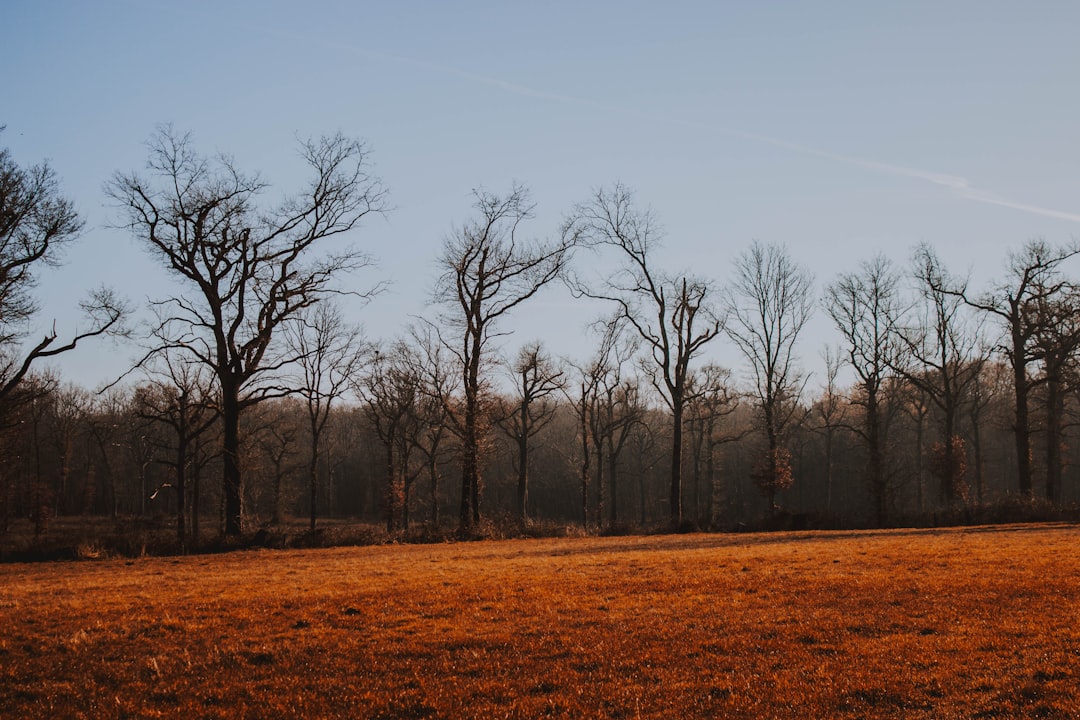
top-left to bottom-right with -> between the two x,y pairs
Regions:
566,183 -> 723,526
108,125 -> 386,535
726,240 -> 813,513
498,341 -> 565,524
109,126 -> 385,390
727,240 -> 813,439
433,184 -> 574,532
951,238 -> 1080,496
285,302 -> 364,530
893,244 -> 988,505
825,255 -> 901,524
435,184 -> 573,356
0,136 -> 126,405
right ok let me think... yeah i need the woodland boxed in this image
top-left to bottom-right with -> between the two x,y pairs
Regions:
3,127 -> 1080,557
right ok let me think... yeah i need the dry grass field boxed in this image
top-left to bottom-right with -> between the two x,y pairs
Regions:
1,524 -> 1078,719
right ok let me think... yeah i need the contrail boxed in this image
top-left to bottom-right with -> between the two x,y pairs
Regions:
294,34 -> 1080,224
622,110 -> 1080,224
738,134 -> 1080,222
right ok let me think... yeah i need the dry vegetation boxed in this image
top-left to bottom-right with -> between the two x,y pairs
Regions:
1,524 -> 1078,719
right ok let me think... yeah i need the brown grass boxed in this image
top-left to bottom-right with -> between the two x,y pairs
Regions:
2,524 -> 1078,719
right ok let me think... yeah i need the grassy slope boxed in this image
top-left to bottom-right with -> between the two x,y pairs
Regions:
1,525 -> 1078,719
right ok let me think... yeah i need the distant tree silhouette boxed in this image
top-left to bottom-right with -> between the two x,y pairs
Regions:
406,327 -> 456,527
684,364 -> 740,526
252,402 -> 301,527
285,303 -> 364,531
134,358 -> 218,551
565,318 -> 622,529
497,342 -> 563,526
356,340 -> 420,532
589,319 -> 644,527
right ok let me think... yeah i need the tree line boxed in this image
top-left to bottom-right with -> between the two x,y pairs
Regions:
3,126 -> 1079,550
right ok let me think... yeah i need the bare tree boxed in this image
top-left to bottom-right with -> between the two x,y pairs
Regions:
433,185 -> 573,532
45,383 -> 90,516
566,184 -> 723,527
320,407 -> 358,520
1032,284 -> 1080,503
826,254 -> 902,525
727,240 -> 813,515
685,364 -> 740,526
591,322 -> 644,527
0,135 -> 126,408
497,342 -> 563,526
944,239 -> 1079,496
563,314 -> 632,528
255,408 -> 302,527
356,341 -> 419,532
967,361 -> 1006,504
285,303 -> 364,531
83,385 -> 129,519
627,409 -> 665,526
566,350 -> 606,529
407,326 -> 457,527
900,382 -> 932,512
894,245 -> 986,507
809,348 -> 847,517
108,126 -> 386,536
134,358 -> 218,551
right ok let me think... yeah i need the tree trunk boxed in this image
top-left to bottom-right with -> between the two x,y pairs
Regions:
592,430 -> 604,529
516,400 -> 529,525
58,438 -> 72,517
176,436 -> 187,553
867,392 -> 885,527
941,401 -> 957,506
580,387 -> 590,529
607,435 -> 619,526
0,468 -> 8,536
638,450 -> 647,527
308,450 -> 319,532
1014,387 -> 1033,496
690,420 -> 703,525
385,438 -> 396,533
764,402 -> 779,517
1046,374 -> 1064,504
429,453 -> 440,527
460,371 -> 480,532
670,398 -> 684,527
192,454 -> 201,549
914,404 -> 925,513
221,382 -> 243,537
272,465 -> 283,526
706,435 -> 718,527
971,414 -> 985,505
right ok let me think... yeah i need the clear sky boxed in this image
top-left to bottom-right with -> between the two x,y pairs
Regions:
4,1 -> 1080,391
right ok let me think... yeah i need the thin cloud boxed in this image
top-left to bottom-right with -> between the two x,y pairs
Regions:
746,136 -> 1080,222
647,117 -> 1080,224
297,32 -> 1080,224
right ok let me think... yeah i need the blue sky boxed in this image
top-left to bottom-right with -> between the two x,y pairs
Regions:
4,1 -> 1080,390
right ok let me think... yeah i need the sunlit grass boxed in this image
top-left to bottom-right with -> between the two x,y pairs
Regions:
2,524 -> 1078,718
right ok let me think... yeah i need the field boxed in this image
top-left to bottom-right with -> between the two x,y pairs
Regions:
1,525 -> 1078,719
